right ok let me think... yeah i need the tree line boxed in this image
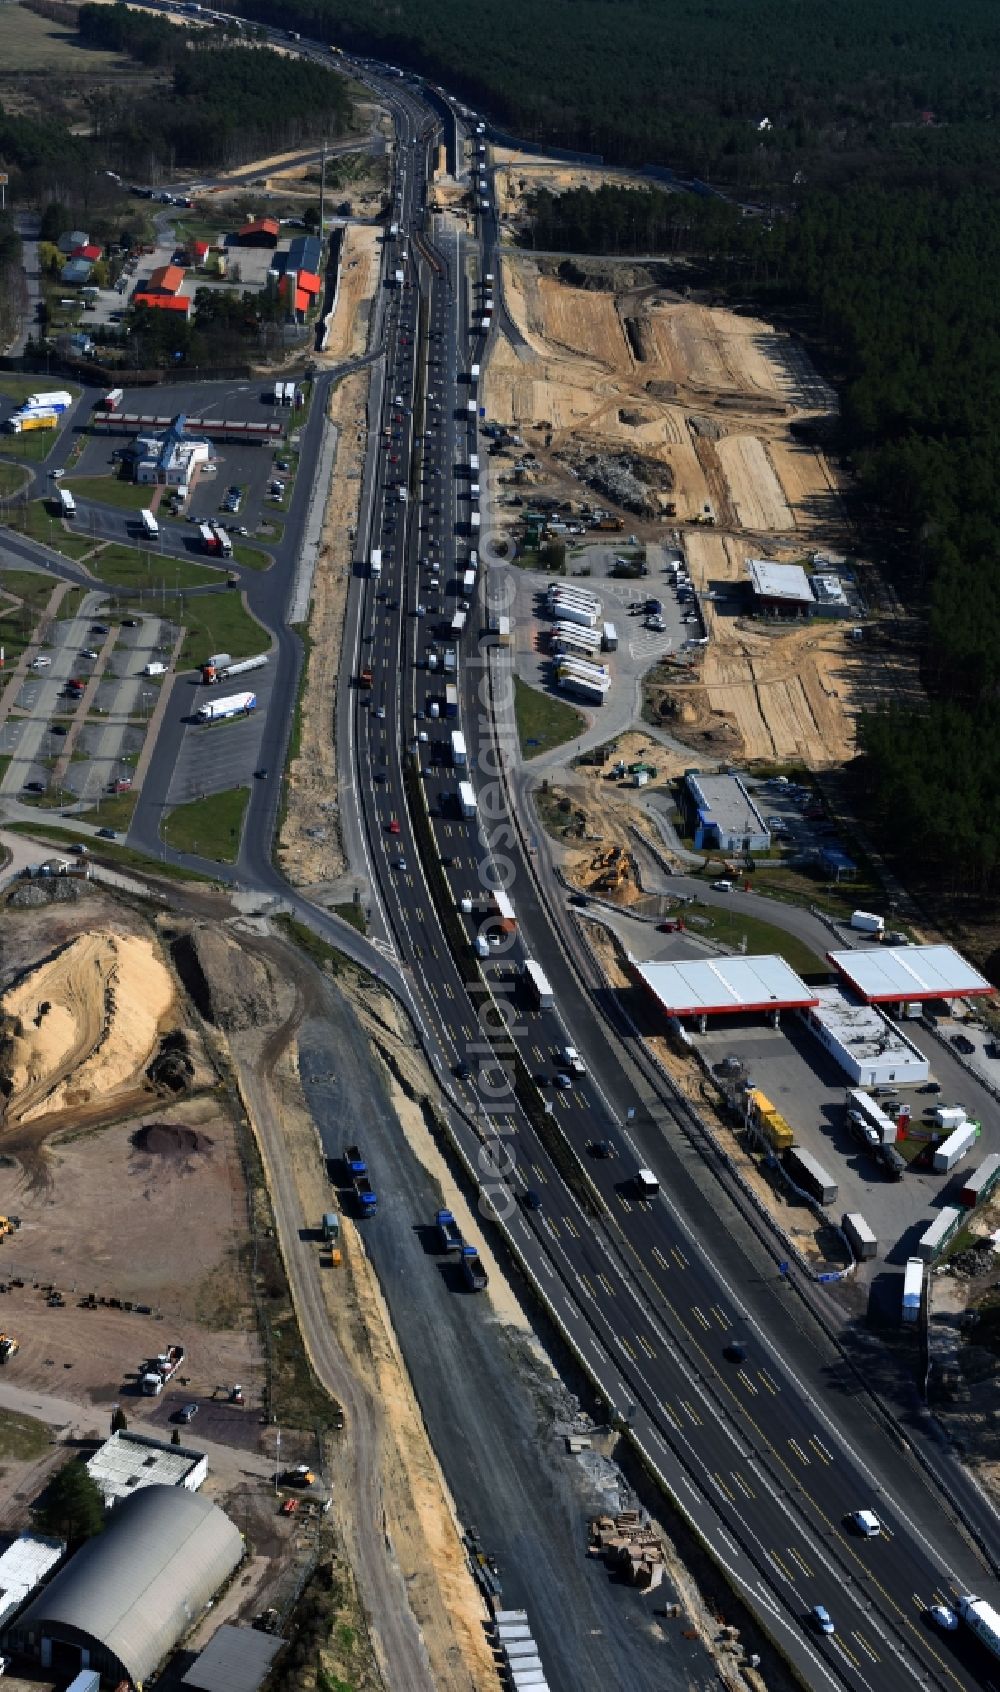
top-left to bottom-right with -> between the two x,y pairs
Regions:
78,5 -> 353,170
227,0 -> 1000,189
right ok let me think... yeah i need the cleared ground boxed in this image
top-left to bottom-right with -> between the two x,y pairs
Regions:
488,251 -> 867,768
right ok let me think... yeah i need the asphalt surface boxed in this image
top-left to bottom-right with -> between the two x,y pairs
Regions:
8,23 -> 1000,1692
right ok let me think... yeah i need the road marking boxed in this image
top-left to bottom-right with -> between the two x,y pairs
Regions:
714,1471 -> 736,1502
670,1245 -> 688,1269
788,1545 -> 814,1578
678,1399 -> 702,1427
737,1369 -> 758,1397
577,1273 -> 595,1301
852,1633 -> 879,1663
731,1471 -> 755,1499
809,1435 -> 833,1465
758,1368 -> 780,1395
618,1334 -> 637,1361
637,1333 -> 655,1359
651,1246 -> 670,1270
788,1438 -> 810,1466
692,1306 -> 710,1330
767,1549 -> 792,1584
710,1304 -> 728,1326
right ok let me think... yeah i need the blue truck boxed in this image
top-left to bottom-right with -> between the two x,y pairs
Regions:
436,1208 -> 463,1252
461,1243 -> 488,1291
345,1144 -> 377,1218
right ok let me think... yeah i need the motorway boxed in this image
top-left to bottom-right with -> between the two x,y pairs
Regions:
8,22 -> 1000,1691
316,47 -> 1000,1692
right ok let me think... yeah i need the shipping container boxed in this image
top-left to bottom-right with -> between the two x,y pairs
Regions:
933,1120 -> 979,1173
960,1154 -> 1000,1209
842,1212 -> 877,1261
916,1205 -> 963,1263
523,959 -> 554,1010
902,1256 -> 923,1323
784,1145 -> 838,1205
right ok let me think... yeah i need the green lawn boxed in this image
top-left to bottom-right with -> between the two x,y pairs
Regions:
0,1410 -> 51,1462
161,786 -> 250,861
62,475 -> 150,511
5,822 -> 208,882
232,542 -> 272,571
5,501 -> 97,559
174,594 -> 268,668
513,674 -> 586,758
89,789 -> 139,832
87,543 -> 221,593
0,567 -> 62,616
0,375 -> 80,408
0,427 -> 59,464
0,462 -> 29,498
682,899 -> 823,976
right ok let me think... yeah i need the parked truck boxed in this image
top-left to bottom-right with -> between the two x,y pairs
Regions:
57,487 -> 76,518
8,409 -> 58,433
101,388 -> 124,412
196,691 -> 256,723
784,1145 -> 838,1205
461,1244 -> 488,1291
850,910 -> 884,935
436,1208 -> 463,1252
26,390 -> 73,414
139,1342 -> 185,1395
933,1119 -> 979,1173
902,1256 -> 923,1324
212,654 -> 268,684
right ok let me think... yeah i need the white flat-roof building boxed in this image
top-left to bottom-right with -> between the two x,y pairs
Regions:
828,944 -> 993,1006
800,986 -> 930,1086
0,1534 -> 65,1630
747,558 -> 813,609
682,770 -> 771,853
86,1428 -> 207,1509
634,954 -> 817,1032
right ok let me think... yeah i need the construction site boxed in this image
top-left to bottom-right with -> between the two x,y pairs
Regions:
485,247 -> 911,770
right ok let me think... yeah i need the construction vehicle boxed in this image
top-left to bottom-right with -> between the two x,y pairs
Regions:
0,1335 -> 19,1363
280,1497 -> 300,1516
436,1209 -> 463,1252
0,1218 -> 21,1242
344,1146 -> 377,1218
281,1464 -> 316,1488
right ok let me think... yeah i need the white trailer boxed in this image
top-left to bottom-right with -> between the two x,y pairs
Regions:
450,611 -> 467,637
522,960 -> 554,1010
557,667 -> 609,704
457,779 -> 477,819
393,267 -> 405,286
556,656 -> 609,684
282,381 -> 296,406
549,600 -> 598,630
548,586 -> 601,612
219,654 -> 268,681
933,1120 -> 978,1173
273,380 -> 283,406
370,548 -> 383,579
552,623 -> 602,657
602,621 -> 618,651
846,1088 -> 897,1145
916,1205 -> 963,1263
842,1212 -> 877,1261
26,390 -> 73,413
470,362 -> 480,382
850,910 -> 884,934
139,508 -> 159,539
197,690 -> 257,723
211,525 -> 233,558
495,615 -> 511,646
469,453 -> 479,472
57,487 -> 76,518
461,568 -> 476,594
958,1596 -> 1000,1662
902,1256 -> 923,1324
450,730 -> 467,767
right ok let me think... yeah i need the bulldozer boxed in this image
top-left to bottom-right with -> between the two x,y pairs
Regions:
0,1218 -> 21,1242
0,1334 -> 20,1363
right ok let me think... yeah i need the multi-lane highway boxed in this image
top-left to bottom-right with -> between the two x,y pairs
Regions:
27,14 -> 1000,1687
323,45 -> 1000,1692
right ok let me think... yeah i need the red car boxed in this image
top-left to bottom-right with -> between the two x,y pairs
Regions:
388,818 -> 401,835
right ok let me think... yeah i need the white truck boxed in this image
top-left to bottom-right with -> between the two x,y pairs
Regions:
850,910 -> 884,934
958,1595 -> 1000,1662
219,654 -> 268,682
457,779 -> 477,819
197,691 -> 257,723
561,1045 -> 587,1075
450,730 -> 467,767
57,487 -> 76,518
902,1256 -> 923,1323
370,547 -> 383,580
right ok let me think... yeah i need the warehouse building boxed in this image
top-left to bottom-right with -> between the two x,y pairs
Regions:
0,1534 -> 65,1631
6,1485 -> 243,1686
182,1624 -> 285,1692
681,770 -> 771,853
828,944 -> 993,1010
633,954 -> 817,1033
86,1428 -> 207,1510
747,559 -> 814,615
800,986 -> 929,1086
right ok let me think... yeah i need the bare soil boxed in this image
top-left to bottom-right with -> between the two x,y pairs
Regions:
279,225 -> 381,888
488,251 -> 883,768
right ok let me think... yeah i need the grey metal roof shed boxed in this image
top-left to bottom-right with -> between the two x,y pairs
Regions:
7,1485 -> 243,1686
182,1623 -> 286,1692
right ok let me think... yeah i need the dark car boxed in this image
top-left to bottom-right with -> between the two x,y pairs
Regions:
522,1189 -> 543,1213
175,1402 -> 199,1423
588,1139 -> 614,1159
23,780 -> 44,793
454,1060 -> 471,1080
122,618 -> 138,628
952,1033 -> 975,1055
96,827 -> 118,840
91,623 -> 109,634
724,1340 -> 748,1363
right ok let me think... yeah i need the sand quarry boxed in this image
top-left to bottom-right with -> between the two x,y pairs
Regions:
488,251 -> 861,766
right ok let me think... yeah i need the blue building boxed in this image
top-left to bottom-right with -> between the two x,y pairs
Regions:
682,770 -> 771,853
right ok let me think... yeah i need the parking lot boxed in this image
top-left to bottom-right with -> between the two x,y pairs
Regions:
164,660 -> 273,806
71,378 -> 301,542
691,1007 -> 1000,1270
0,598 -> 175,807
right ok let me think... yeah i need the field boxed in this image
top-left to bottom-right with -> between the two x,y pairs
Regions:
513,675 -> 585,758
162,785 -> 250,860
489,248 -> 875,769
0,2 -> 156,119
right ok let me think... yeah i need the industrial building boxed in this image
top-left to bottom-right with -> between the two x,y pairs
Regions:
7,1485 -> 243,1686
120,414 -> 214,489
86,1428 -> 207,1510
747,558 -> 852,618
181,1624 -> 285,1692
633,954 -> 818,1032
800,986 -> 930,1086
827,944 -> 993,1009
0,1534 -> 65,1630
681,770 -> 771,853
